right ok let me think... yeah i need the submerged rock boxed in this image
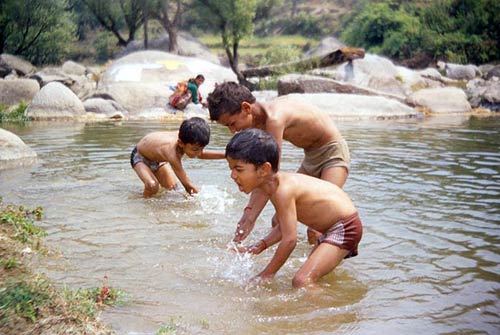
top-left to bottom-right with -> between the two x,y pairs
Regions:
0,128 -> 37,170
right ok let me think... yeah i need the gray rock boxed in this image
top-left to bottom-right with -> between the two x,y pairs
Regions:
0,54 -> 36,77
466,78 -> 500,110
483,65 -> 500,80
277,73 -> 406,103
116,32 -> 221,65
98,50 -> 236,118
62,60 -> 87,76
408,87 -> 471,114
0,79 -> 40,107
304,36 -> 345,58
286,93 -> 421,120
439,62 -> 480,80
25,82 -> 85,120
83,98 -> 128,119
0,128 -> 37,170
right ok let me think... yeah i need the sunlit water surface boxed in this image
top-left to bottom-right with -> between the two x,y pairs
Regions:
1,116 -> 499,335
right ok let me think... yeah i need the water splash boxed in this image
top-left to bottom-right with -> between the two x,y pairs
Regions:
208,241 -> 256,286
196,184 -> 234,214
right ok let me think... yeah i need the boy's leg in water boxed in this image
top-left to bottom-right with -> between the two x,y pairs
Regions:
133,162 -> 161,197
292,242 -> 349,288
155,164 -> 177,190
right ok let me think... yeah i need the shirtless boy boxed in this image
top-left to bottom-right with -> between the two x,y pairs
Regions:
130,117 -> 225,197
207,81 -> 350,243
226,129 -> 362,287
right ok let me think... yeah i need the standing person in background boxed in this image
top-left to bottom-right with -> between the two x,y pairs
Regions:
169,74 -> 208,110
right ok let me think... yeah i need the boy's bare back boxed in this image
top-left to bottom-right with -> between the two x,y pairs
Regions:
262,96 -> 343,151
270,171 -> 356,233
137,131 -> 179,163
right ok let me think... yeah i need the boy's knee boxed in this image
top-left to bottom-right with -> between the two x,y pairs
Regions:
292,273 -> 312,288
145,180 -> 160,194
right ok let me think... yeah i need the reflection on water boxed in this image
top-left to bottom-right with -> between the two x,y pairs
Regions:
1,116 -> 499,335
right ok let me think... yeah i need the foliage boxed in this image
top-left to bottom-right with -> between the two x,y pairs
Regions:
0,278 -> 51,322
0,102 -> 28,123
77,0 -> 143,46
194,0 -> 258,83
258,44 -> 301,66
66,285 -> 125,317
0,257 -> 18,269
341,0 -> 500,65
94,30 -> 117,63
0,0 -> 77,65
0,201 -> 45,245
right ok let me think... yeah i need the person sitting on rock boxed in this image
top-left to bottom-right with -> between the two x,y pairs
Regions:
169,74 -> 207,110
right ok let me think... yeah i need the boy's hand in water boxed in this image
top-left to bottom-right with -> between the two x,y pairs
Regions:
227,240 -> 266,255
250,272 -> 274,285
233,209 -> 255,243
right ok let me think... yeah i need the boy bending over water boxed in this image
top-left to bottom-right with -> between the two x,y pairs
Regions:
131,117 -> 225,197
226,129 -> 362,288
207,82 -> 350,244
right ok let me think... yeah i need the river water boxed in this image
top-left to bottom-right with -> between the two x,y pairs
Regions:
0,115 -> 499,335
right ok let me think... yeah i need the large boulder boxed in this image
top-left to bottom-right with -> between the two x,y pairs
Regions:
97,50 -> 236,118
408,87 -> 471,114
277,73 -> 406,103
466,78 -> 500,110
116,32 -> 221,65
0,79 -> 40,107
0,54 -> 36,77
304,36 -> 345,58
62,60 -> 87,76
25,82 -> 85,120
0,128 -> 37,170
335,54 -> 409,96
83,98 -> 128,119
286,93 -> 421,120
437,61 -> 481,80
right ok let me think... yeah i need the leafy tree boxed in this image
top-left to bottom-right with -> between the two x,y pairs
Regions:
342,0 -> 499,65
150,0 -> 184,53
195,0 -> 258,87
0,0 -> 77,65
79,0 -> 143,46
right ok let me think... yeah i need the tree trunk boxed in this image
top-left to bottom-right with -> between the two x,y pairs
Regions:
241,47 -> 365,78
143,2 -> 148,49
225,42 -> 255,90
167,28 -> 178,54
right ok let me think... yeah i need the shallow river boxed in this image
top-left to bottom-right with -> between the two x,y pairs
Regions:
1,115 -> 499,335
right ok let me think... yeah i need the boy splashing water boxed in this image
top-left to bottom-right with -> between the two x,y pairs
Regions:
226,129 -> 362,288
131,117 -> 225,197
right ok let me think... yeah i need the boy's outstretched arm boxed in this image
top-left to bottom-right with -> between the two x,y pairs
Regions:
255,201 -> 297,280
233,189 -> 269,243
170,159 -> 199,195
199,149 -> 225,159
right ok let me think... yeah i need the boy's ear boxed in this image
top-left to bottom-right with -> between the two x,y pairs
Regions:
241,101 -> 252,115
257,162 -> 273,176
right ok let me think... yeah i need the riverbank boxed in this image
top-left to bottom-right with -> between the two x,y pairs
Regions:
0,201 -> 115,335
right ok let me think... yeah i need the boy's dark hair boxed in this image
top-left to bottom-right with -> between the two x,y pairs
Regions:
179,117 -> 210,146
225,128 -> 279,172
207,81 -> 256,121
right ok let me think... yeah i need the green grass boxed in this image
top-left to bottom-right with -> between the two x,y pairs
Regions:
0,102 -> 28,123
0,201 -> 45,245
0,278 -> 51,322
198,34 -> 319,65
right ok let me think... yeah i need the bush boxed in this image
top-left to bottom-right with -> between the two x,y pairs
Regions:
258,44 -> 302,66
0,102 -> 28,123
94,31 -> 116,64
341,0 -> 499,65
